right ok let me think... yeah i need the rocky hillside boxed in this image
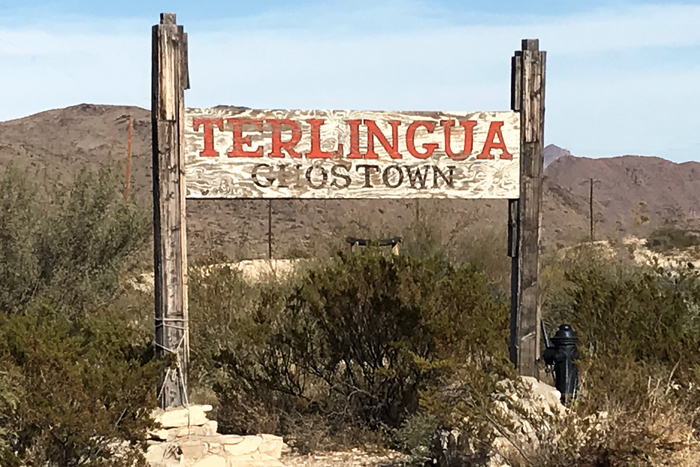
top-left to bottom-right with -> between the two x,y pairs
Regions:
543,144 -> 570,168
1,104 -> 698,259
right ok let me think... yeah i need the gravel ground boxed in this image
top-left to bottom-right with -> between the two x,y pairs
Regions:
281,448 -> 408,467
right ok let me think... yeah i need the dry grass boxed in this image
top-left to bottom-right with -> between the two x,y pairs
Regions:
494,375 -> 700,467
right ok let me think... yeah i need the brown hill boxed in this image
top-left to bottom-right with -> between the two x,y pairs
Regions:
1,104 -> 698,259
544,155 -> 700,245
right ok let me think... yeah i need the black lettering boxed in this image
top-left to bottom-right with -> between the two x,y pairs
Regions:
356,164 -> 380,188
405,165 -> 429,189
276,164 -> 290,188
305,165 -> 328,189
432,165 -> 455,188
252,163 -> 274,187
382,164 -> 404,188
331,164 -> 352,189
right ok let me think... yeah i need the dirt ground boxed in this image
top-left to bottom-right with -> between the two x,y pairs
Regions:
281,449 -> 407,467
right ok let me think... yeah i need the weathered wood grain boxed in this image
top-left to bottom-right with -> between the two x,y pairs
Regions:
510,39 -> 546,379
152,12 -> 189,409
183,109 -> 520,199
508,197 -> 520,366
177,27 -> 190,402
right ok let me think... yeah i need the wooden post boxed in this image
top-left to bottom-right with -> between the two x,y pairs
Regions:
580,178 -> 600,241
509,39 -> 546,378
152,12 -> 189,408
268,200 -> 273,259
125,116 -> 133,203
588,179 -> 594,240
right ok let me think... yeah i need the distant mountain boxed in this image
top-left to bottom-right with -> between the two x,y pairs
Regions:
1,104 -> 698,258
544,144 -> 571,168
543,154 -> 700,245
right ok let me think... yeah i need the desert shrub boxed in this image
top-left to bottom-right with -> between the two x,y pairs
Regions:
0,164 -> 156,465
514,254 -> 700,466
448,226 -> 510,300
207,249 -> 510,452
187,253 -> 294,392
0,165 -> 150,317
646,226 -> 700,253
482,372 -> 700,467
566,264 -> 700,391
543,245 -> 700,403
0,167 -> 41,314
400,202 -> 510,298
426,242 -> 700,466
0,306 -> 158,466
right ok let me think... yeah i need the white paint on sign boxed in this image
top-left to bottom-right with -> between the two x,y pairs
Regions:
184,108 -> 520,199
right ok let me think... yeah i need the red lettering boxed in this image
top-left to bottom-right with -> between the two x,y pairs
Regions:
268,119 -> 302,158
193,118 -> 223,157
305,119 -> 342,158
406,121 -> 438,159
227,118 -> 264,157
346,119 -> 363,159
365,120 -> 401,159
441,120 -> 476,161
478,121 -> 512,160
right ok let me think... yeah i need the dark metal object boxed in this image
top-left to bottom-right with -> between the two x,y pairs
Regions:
345,236 -> 402,247
541,320 -> 551,350
346,236 -> 402,255
541,321 -> 555,385
543,324 -> 579,406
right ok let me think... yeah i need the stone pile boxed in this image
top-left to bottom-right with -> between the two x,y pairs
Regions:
430,376 -> 567,467
147,405 -> 287,467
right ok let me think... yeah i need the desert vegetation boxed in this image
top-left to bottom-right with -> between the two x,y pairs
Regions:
1,166 -> 700,466
0,166 -> 157,466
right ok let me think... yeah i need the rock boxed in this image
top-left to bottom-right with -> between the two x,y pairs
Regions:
154,405 -> 213,428
179,440 -> 208,460
144,408 -> 286,467
192,454 -> 226,467
259,434 -> 284,458
173,420 -> 219,438
207,442 -> 222,455
521,376 -> 564,415
223,435 -> 262,456
146,444 -> 167,464
428,376 -> 568,467
148,428 -> 171,441
146,443 -> 181,466
218,434 -> 245,445
203,420 -> 219,436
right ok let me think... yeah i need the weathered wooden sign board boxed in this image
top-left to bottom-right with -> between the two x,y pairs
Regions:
184,109 -> 520,199
151,12 -> 545,409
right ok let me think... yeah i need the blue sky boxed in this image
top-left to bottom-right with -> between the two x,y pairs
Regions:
0,1 -> 698,162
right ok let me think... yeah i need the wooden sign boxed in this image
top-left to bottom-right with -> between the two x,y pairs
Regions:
152,12 -> 546,410
184,108 -> 520,199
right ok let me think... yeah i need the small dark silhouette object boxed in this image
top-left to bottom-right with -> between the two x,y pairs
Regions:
543,324 -> 579,406
345,236 -> 402,254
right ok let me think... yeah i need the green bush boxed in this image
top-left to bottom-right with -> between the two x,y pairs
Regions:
515,254 -> 700,466
0,165 -> 150,317
646,226 -> 700,253
0,307 -> 158,466
201,249 -> 511,452
0,165 -> 156,465
400,202 -> 510,299
565,263 -> 700,408
187,253 -> 282,392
